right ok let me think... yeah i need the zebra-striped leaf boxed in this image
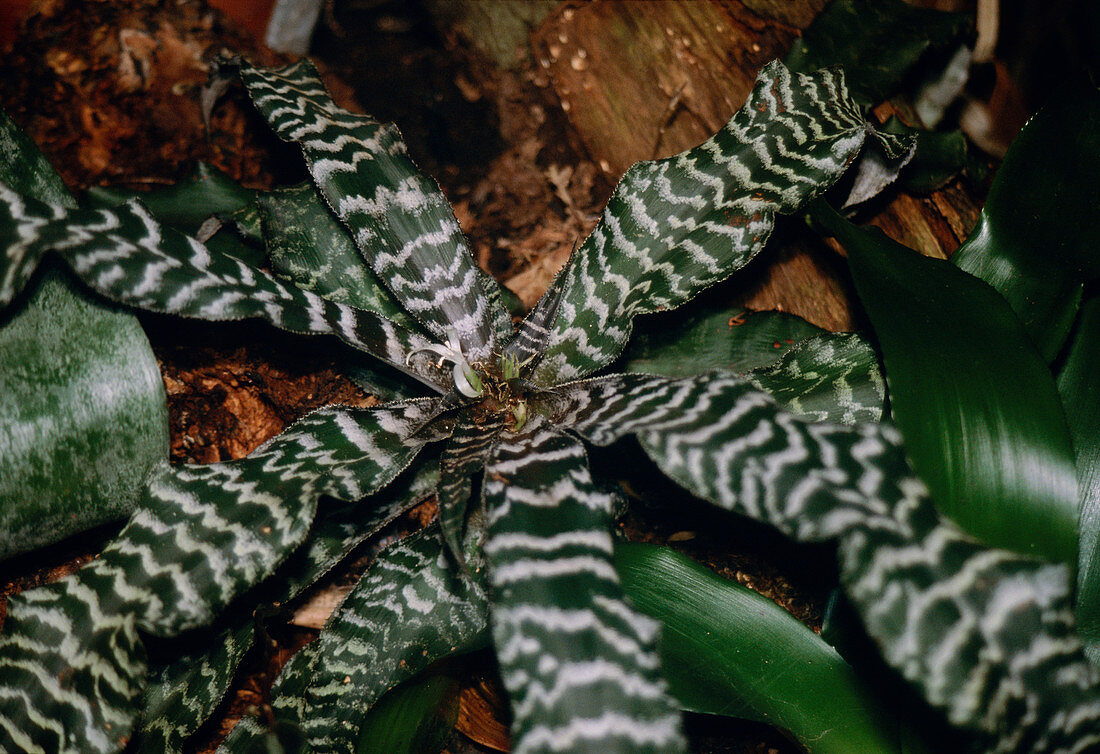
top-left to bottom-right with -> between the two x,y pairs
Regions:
232,58 -> 511,360
0,186 -> 449,393
224,525 -> 490,753
0,399 -> 441,753
482,418 -> 685,754
133,457 -> 440,753
549,373 -> 1100,753
533,61 -> 909,386
438,415 -> 504,569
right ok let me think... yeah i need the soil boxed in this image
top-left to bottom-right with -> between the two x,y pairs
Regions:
0,1 -> 904,753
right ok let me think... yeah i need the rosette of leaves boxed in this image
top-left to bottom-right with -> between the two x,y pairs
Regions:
0,56 -> 1098,754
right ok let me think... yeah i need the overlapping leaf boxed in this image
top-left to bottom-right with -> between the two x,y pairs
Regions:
811,201 -> 1078,563
223,525 -> 490,753
134,458 -> 440,753
548,373 -> 1100,752
532,61 -> 908,385
616,542 -> 925,754
0,186 -> 449,392
0,112 -> 168,558
232,58 -> 511,360
482,419 -> 684,754
0,399 -> 442,753
438,415 -> 504,568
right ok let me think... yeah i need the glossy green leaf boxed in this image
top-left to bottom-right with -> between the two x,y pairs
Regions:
533,61 -> 909,386
0,111 -> 168,559
812,200 -> 1078,563
550,372 -> 1100,752
615,542 -> 926,754
225,525 -> 490,753
950,83 -> 1100,362
232,58 -> 511,361
84,162 -> 256,235
782,0 -> 968,106
1059,297 -> 1100,659
354,666 -> 461,754
134,457 -> 440,753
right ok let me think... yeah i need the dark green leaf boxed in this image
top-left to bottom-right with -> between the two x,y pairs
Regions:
355,666 -> 461,754
534,61 -> 908,386
810,200 -> 1078,563
482,419 -> 685,753
782,0 -> 969,106
233,58 -> 511,361
83,162 -> 256,235
0,111 -> 168,559
550,372 -> 1100,752
438,415 -> 503,569
881,116 -> 970,193
615,542 -> 927,754
1059,297 -> 1100,659
950,83 -> 1100,362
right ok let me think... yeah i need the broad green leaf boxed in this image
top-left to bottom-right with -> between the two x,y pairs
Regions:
84,162 -> 257,235
0,112 -> 168,559
615,542 -> 927,754
1059,297 -> 1100,659
619,305 -> 824,376
616,301 -> 884,423
232,58 -> 511,360
549,373 -> 1100,752
254,183 -> 418,329
782,0 -> 968,106
134,457 -> 440,753
950,83 -> 1100,362
482,419 -> 685,753
534,61 -> 909,386
0,268 -> 168,559
0,399 -> 442,753
354,666 -> 461,754
0,186 -> 451,393
811,201 -> 1078,563
225,525 -> 490,753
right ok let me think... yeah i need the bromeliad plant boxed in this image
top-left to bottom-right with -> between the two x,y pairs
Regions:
1,55 -> 1099,754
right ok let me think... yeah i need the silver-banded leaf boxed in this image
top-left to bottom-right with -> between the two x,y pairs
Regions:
0,185 -> 449,393
223,525 -> 490,753
438,414 -> 504,568
233,58 -> 511,360
0,399 -> 441,754
503,252 -> 573,371
134,457 -> 440,753
1059,298 -> 1100,660
533,61 -> 906,386
548,373 -> 1100,753
615,542 -> 926,754
482,419 -> 685,754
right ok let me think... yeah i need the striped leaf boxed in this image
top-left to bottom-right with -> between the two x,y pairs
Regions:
0,399 -> 442,753
503,252 -> 573,371
482,419 -> 685,754
232,58 -> 511,360
0,186 -> 449,393
533,61 -> 909,386
548,373 -> 1100,753
438,415 -> 504,568
133,457 -> 440,753
224,525 -> 490,753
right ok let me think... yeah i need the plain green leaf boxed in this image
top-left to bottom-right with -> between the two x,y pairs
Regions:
615,542 -> 928,754
950,83 -> 1100,362
1059,297 -> 1100,658
355,667 -> 461,754
783,0 -> 969,106
881,116 -> 972,193
813,200 -> 1078,562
